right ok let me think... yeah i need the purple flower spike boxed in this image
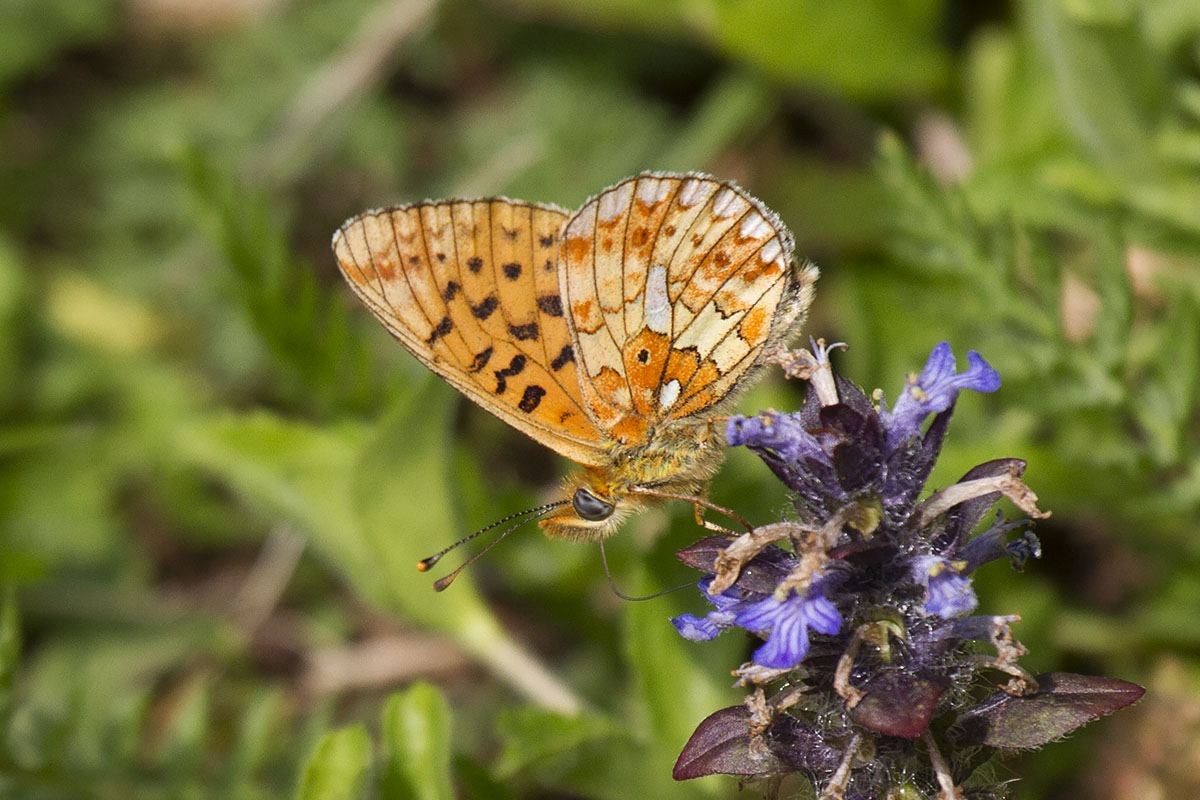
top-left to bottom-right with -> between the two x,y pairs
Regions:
734,589 -> 842,670
883,343 -> 1001,451
669,340 -> 1136,797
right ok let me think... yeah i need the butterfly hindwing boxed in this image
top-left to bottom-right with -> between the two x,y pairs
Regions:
558,172 -> 815,442
333,200 -> 608,465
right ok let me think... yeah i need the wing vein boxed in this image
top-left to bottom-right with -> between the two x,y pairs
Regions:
670,211 -> 768,347
674,276 -> 781,405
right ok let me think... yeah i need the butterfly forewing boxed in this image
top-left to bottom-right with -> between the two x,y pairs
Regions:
559,173 -> 810,440
333,200 -> 609,465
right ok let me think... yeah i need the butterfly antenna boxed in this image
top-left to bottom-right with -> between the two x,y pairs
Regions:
418,500 -> 569,591
598,539 -> 695,602
416,501 -> 566,573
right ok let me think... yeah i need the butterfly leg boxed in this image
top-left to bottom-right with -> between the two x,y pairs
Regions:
629,486 -> 753,533
692,503 -> 738,536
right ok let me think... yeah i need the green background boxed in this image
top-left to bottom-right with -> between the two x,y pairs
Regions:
1,0 -> 1198,797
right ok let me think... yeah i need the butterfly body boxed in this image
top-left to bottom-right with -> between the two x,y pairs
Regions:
333,172 -> 816,542
541,416 -> 724,540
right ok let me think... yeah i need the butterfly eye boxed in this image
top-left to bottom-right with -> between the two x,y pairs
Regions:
573,488 -> 615,521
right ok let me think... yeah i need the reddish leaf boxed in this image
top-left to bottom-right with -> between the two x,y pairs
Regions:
673,706 -> 840,780
673,706 -> 786,780
675,539 -> 793,594
953,672 -> 1145,749
848,670 -> 948,738
675,537 -> 728,574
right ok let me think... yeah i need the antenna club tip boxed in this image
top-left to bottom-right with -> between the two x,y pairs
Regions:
433,576 -> 454,592
416,561 -> 430,572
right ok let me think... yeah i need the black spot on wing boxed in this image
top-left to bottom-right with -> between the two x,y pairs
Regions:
518,385 -> 546,413
502,262 -> 522,280
442,281 -> 461,301
550,344 -> 574,371
471,295 -> 498,320
539,233 -> 555,248
508,322 -> 539,341
493,354 -> 526,394
425,316 -> 453,345
467,256 -> 484,273
536,295 -> 563,317
501,226 -> 519,241
468,347 -> 492,373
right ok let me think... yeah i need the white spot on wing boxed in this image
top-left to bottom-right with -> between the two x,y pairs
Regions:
712,188 -> 747,219
678,179 -> 706,208
659,378 -> 681,410
645,264 -> 670,334
567,201 -> 597,239
636,177 -> 671,205
760,238 -> 782,263
740,212 -> 771,240
599,183 -> 633,222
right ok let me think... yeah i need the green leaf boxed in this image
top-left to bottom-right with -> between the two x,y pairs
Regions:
0,587 -> 18,728
623,563 -> 734,798
0,0 -> 115,87
349,382 -> 482,628
295,724 -> 372,800
157,674 -> 212,775
222,688 -> 285,796
493,708 -> 620,778
660,72 -> 775,170
380,682 -> 454,800
180,381 -> 489,627
709,0 -> 948,97
1022,0 -> 1166,175
176,411 -> 385,599
507,0 -> 948,97
351,386 -> 584,714
180,388 -> 584,715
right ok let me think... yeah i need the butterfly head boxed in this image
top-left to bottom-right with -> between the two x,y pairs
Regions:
537,473 -> 644,541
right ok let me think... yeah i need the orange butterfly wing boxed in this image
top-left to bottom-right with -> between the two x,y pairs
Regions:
332,199 -> 609,466
558,173 -> 816,445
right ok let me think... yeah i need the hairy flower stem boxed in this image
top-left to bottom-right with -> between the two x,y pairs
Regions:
819,733 -> 864,800
921,730 -> 963,800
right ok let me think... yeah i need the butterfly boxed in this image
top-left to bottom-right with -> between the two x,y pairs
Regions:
332,172 -> 816,547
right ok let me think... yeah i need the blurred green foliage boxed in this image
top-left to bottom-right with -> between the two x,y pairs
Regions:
0,0 -> 1197,797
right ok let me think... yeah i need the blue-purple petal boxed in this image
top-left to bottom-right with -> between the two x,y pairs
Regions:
731,589 -> 843,670
911,555 -> 979,619
805,595 -> 843,634
733,593 -> 791,632
752,613 -> 811,669
925,572 -> 978,618
884,343 -> 1001,450
962,350 -> 1001,393
672,613 -> 725,642
726,412 -> 825,464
